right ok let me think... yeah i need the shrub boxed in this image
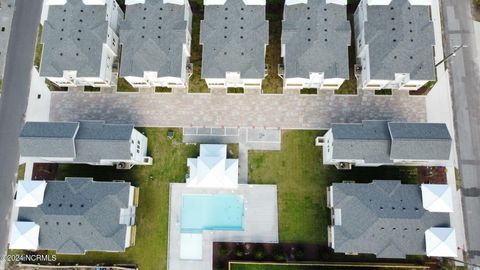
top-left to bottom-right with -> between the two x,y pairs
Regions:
254,247 -> 265,260
273,246 -> 285,262
294,248 -> 305,260
235,246 -> 245,258
219,244 -> 228,257
215,265 -> 227,270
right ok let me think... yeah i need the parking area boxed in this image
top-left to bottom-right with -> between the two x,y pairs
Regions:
49,89 -> 427,129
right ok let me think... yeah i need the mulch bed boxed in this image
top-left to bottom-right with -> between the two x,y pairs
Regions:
417,167 -> 447,184
31,163 -> 58,180
409,85 -> 432,96
212,242 -> 439,270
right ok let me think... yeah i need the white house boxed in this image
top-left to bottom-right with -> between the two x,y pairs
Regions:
323,120 -> 452,168
200,0 -> 268,90
10,178 -> 138,254
281,0 -> 350,91
19,121 -> 153,168
354,0 -> 435,90
40,0 -> 123,87
120,0 -> 192,88
186,144 -> 238,189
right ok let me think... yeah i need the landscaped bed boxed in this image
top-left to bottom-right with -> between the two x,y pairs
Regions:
213,241 -> 431,270
230,262 -> 429,270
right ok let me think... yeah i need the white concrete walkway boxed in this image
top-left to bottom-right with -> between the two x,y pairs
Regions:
426,0 -> 466,259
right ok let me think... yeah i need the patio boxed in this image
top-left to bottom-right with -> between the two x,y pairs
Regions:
167,183 -> 279,270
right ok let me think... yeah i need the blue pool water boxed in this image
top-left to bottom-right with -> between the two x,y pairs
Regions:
181,194 -> 245,233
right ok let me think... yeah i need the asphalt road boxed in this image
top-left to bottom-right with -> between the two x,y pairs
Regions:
442,0 -> 480,268
0,0 -> 43,268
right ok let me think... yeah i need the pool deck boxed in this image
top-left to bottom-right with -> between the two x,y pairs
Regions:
167,183 -> 279,270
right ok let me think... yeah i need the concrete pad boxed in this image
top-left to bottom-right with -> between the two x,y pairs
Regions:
197,128 -> 211,135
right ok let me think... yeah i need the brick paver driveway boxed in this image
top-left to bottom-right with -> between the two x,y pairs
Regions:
50,89 -> 426,129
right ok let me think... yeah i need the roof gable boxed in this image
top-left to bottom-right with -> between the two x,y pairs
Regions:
362,0 -> 435,80
120,0 -> 188,78
282,0 -> 350,79
200,0 -> 268,79
40,0 -> 109,77
17,178 -> 132,254
331,180 -> 451,258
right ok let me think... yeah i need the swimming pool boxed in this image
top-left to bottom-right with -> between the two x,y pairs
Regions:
181,194 -> 244,233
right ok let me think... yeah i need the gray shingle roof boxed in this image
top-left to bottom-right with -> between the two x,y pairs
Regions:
282,0 -> 350,79
359,0 -> 435,81
330,121 -> 452,163
388,122 -> 452,160
19,122 -> 79,158
120,0 -> 189,78
74,121 -> 134,162
200,0 -> 268,79
331,120 -> 393,164
331,180 -> 450,258
19,121 -> 135,163
40,0 -> 109,77
17,178 -> 133,254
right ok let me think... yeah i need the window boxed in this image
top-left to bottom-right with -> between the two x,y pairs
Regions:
37,94 -> 41,99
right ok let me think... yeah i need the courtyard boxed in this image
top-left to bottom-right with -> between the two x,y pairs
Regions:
49,90 -> 426,129
13,128 -> 427,270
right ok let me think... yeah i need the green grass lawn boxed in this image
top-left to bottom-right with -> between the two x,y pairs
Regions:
188,13 -> 210,93
16,164 -> 25,181
33,25 -> 42,70
117,77 -> 139,92
28,128 -> 241,270
44,128 -> 199,270
249,130 -> 418,244
262,3 -> 284,94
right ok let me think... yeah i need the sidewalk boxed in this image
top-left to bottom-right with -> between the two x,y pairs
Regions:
426,0 -> 466,259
